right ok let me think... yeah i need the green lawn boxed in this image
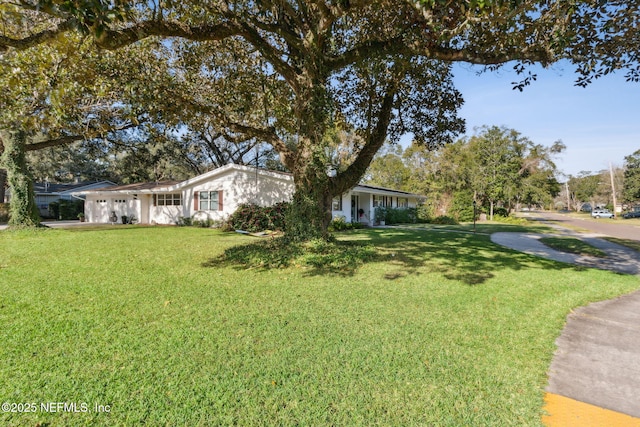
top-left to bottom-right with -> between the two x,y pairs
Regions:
539,236 -> 608,258
1,226 -> 638,426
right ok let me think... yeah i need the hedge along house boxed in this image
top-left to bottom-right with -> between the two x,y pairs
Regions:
73,164 -> 424,225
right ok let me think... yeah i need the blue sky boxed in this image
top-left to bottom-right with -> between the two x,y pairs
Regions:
450,61 -> 640,178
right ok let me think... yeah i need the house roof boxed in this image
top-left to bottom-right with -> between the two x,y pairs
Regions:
92,181 -> 180,192
72,164 -> 424,198
73,164 -> 292,195
353,183 -> 424,198
31,180 -> 117,195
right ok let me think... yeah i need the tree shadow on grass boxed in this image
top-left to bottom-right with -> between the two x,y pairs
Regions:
202,235 -> 381,277
203,229 -> 590,284
370,228 -> 589,285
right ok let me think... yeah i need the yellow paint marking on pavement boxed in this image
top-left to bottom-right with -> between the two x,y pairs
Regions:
543,393 -> 640,427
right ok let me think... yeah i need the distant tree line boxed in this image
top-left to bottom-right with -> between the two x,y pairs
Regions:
566,149 -> 640,212
364,126 -> 565,220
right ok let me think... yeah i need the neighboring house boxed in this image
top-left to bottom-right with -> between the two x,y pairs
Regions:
5,180 -> 116,218
73,164 -> 424,225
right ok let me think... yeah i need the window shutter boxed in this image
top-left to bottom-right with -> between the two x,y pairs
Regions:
194,192 -> 199,211
218,190 -> 223,211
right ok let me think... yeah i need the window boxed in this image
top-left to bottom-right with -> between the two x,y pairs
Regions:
397,197 -> 409,208
155,193 -> 182,206
332,196 -> 342,211
198,191 -> 222,211
373,195 -> 392,207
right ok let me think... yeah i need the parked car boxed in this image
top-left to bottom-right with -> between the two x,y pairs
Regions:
622,210 -> 640,219
591,209 -> 614,219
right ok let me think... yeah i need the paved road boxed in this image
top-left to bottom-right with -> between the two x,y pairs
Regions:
524,211 -> 640,241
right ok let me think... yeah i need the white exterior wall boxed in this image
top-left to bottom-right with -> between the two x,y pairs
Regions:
231,168 -> 294,209
331,192 -> 351,222
149,204 -> 183,224
185,167 -> 294,223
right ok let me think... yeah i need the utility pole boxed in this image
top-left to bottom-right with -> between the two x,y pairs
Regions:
565,181 -> 571,211
610,162 -> 618,216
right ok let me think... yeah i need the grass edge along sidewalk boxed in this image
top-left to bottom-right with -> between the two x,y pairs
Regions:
1,225 -> 638,426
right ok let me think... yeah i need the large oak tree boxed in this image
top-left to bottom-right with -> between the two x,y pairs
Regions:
2,1 -> 638,238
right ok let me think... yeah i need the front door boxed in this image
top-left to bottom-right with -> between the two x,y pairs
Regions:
351,195 -> 359,223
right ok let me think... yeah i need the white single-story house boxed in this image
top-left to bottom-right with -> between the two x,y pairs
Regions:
73,164 -> 424,225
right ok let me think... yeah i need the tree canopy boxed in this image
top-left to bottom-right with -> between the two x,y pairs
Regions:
1,1 -> 638,236
623,150 -> 640,203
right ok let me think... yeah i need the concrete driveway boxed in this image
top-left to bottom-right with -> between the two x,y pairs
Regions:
491,232 -> 640,275
0,220 -> 105,230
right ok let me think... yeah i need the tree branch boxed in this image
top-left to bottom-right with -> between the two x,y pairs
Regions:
226,122 -> 294,170
0,19 -> 76,52
94,20 -> 240,50
233,21 -> 301,91
24,134 -> 84,152
328,36 -> 554,71
182,97 -> 295,169
332,77 -> 399,194
21,122 -> 138,152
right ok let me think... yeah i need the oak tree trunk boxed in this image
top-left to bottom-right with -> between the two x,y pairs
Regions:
1,132 -> 41,227
284,137 -> 335,241
283,79 -> 336,241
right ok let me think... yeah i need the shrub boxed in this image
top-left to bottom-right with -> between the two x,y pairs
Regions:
384,207 -> 418,224
493,207 -> 509,217
374,206 -> 387,223
224,202 -> 289,232
177,216 -> 218,228
328,216 -> 364,232
177,216 -> 193,227
415,203 -> 432,223
430,215 -> 459,225
450,190 -> 475,222
193,218 -> 215,228
329,216 -> 349,231
219,220 -> 234,232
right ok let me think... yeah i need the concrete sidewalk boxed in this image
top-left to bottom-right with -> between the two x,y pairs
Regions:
490,230 -> 640,424
491,232 -> 640,275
